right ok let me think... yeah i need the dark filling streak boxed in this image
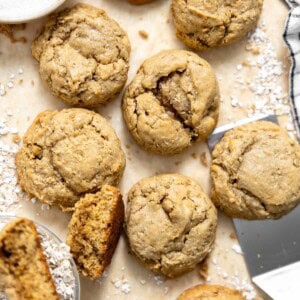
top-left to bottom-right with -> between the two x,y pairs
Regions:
151,70 -> 199,141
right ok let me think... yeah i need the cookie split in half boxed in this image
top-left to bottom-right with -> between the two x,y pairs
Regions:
211,121 -> 300,220
125,174 -> 217,278
122,50 -> 219,155
67,186 -> 124,279
16,108 -> 125,211
172,0 -> 263,50
32,3 -> 131,107
0,218 -> 58,300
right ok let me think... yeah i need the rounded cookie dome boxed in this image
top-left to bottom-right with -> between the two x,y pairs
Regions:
211,121 -> 300,219
172,0 -> 263,50
125,174 -> 217,278
16,108 -> 125,211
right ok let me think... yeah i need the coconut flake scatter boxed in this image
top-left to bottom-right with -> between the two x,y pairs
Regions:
39,231 -> 76,300
112,278 -> 131,295
0,118 -> 24,214
232,25 -> 291,119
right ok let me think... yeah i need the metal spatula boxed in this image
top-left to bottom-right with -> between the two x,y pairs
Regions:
208,115 -> 300,300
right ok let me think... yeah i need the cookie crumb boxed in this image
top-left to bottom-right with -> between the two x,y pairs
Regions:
174,161 -> 182,166
12,134 -> 21,144
229,232 -> 237,240
200,152 -> 208,167
138,30 -> 148,39
31,80 -> 35,86
191,153 -> 197,159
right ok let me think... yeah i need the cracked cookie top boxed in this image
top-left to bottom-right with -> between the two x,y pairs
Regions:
178,284 -> 245,300
122,50 -> 219,155
125,174 -> 217,278
15,108 -> 126,211
31,3 -> 131,107
172,0 -> 263,50
211,121 -> 300,220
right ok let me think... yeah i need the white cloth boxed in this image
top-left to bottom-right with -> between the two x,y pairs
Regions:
284,0 -> 300,138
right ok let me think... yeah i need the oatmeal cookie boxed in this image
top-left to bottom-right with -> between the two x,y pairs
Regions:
177,284 -> 245,300
122,50 -> 219,155
211,121 -> 300,219
32,3 -> 131,107
0,218 -> 58,300
172,0 -> 263,50
67,186 -> 124,279
125,174 -> 217,278
16,108 -> 125,211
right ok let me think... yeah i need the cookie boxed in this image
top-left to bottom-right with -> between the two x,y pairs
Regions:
31,3 -> 131,107
211,121 -> 300,220
128,0 -> 155,4
125,174 -> 217,278
16,108 -> 125,211
122,50 -> 219,155
0,218 -> 58,300
177,284 -> 245,300
172,0 -> 263,51
67,186 -> 124,279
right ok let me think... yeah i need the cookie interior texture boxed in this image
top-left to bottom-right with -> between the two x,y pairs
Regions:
67,185 -> 124,279
172,0 -> 263,50
177,284 -> 245,300
31,3 -> 131,107
211,121 -> 300,220
125,174 -> 217,278
122,50 -> 219,155
16,108 -> 125,211
0,218 -> 58,300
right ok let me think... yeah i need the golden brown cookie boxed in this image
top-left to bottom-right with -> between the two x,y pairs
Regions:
125,174 -> 217,278
32,3 -> 131,107
67,186 -> 124,279
122,50 -> 219,155
177,284 -> 245,300
211,121 -> 300,220
172,0 -> 263,51
16,108 -> 125,211
128,0 -> 155,4
0,218 -> 58,300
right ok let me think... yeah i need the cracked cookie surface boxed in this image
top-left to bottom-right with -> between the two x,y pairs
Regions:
125,174 -> 217,278
32,3 -> 131,107
16,108 -> 125,211
172,0 -> 263,51
178,284 -> 245,300
122,50 -> 219,155
211,121 -> 300,220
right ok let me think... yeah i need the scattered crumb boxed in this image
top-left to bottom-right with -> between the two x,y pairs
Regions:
12,134 -> 21,144
18,79 -> 23,85
174,161 -> 182,166
200,152 -> 208,167
125,144 -> 131,149
138,30 -> 148,39
0,24 -> 27,43
229,232 -> 237,240
191,153 -> 197,159
31,80 -> 35,86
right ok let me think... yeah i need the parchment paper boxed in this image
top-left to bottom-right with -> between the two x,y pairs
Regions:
0,0 -> 290,299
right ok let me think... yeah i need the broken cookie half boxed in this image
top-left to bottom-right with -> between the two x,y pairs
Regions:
0,218 -> 58,300
67,185 -> 124,279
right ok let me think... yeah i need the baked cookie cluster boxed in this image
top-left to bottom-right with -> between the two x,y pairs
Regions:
11,1 -> 300,299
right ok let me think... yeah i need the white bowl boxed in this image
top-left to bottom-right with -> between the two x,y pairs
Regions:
0,0 -> 66,23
